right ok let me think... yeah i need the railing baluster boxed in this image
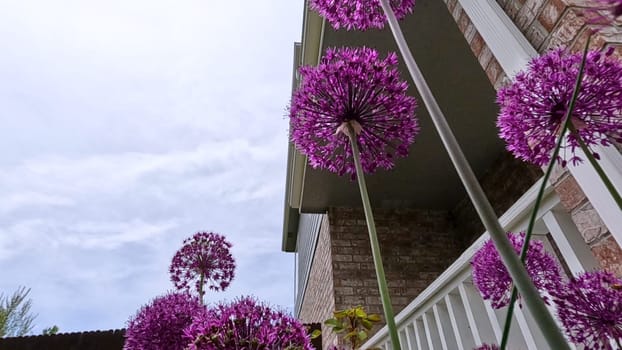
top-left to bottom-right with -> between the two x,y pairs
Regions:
433,303 -> 458,350
458,282 -> 497,345
513,306 -> 545,349
482,296 -> 503,342
422,312 -> 442,349
414,318 -> 429,350
399,328 -> 410,350
491,303 -> 529,348
404,322 -> 416,350
444,291 -> 475,350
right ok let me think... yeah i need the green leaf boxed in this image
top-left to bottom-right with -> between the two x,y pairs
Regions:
324,318 -> 340,327
355,307 -> 367,319
367,314 -> 381,322
345,330 -> 357,340
310,329 -> 322,339
333,310 -> 347,318
361,319 -> 373,330
357,330 -> 368,341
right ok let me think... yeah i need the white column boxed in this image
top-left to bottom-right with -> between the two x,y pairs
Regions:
458,0 -> 622,251
567,145 -> 622,247
543,209 -> 599,274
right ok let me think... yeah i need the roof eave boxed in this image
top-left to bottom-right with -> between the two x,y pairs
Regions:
282,4 -> 324,252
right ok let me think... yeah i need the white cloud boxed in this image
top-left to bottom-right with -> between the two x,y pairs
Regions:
0,192 -> 73,214
0,0 -> 302,334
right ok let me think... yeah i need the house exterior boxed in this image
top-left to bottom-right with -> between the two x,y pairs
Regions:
283,1 -> 622,349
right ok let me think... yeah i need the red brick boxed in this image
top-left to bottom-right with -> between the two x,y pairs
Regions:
555,173 -> 586,211
326,207 -> 462,339
515,5 -> 539,32
470,32 -> 485,57
505,1 -> 523,20
452,2 -> 463,21
545,8 -> 585,50
485,58 -> 503,86
538,0 -> 566,31
591,235 -> 622,277
457,11 -> 470,34
525,20 -> 550,50
446,0 -> 457,15
572,202 -> 609,244
478,46 -> 493,69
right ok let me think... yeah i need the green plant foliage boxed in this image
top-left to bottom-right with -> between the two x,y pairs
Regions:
41,325 -> 59,335
322,306 -> 382,349
0,286 -> 36,338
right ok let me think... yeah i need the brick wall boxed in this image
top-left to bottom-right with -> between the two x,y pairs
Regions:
443,0 -> 622,275
550,166 -> 622,276
299,208 -> 463,347
298,215 -> 338,350
452,151 -> 543,247
330,207 -> 462,344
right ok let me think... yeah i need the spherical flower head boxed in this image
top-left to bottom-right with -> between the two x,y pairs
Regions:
554,271 -> 622,349
309,0 -> 415,30
471,232 -> 562,309
497,48 -> 622,167
170,232 -> 236,295
124,292 -> 206,350
184,296 -> 313,350
290,47 -> 419,177
474,345 -> 500,350
582,1 -> 622,27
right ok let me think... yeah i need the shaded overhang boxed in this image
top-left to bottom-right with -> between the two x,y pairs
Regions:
282,0 -> 504,252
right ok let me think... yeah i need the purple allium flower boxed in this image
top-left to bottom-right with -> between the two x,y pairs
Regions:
473,345 -> 500,350
184,296 -> 313,350
497,48 -> 622,167
124,292 -> 206,350
309,0 -> 415,30
586,0 -> 622,24
170,232 -> 235,298
554,271 -> 622,349
471,232 -> 562,309
290,47 -> 418,177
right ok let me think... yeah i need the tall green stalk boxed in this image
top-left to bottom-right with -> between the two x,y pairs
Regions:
346,124 -> 401,350
377,1 -> 569,348
570,124 -> 622,210
499,37 -> 592,349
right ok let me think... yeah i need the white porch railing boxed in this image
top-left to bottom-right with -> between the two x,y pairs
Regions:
361,178 -> 599,350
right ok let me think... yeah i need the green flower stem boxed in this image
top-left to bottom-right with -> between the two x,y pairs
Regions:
377,1 -> 569,348
499,37 -> 591,349
347,124 -> 401,350
569,124 -> 622,211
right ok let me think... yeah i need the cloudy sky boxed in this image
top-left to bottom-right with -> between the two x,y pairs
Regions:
0,0 -> 302,333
